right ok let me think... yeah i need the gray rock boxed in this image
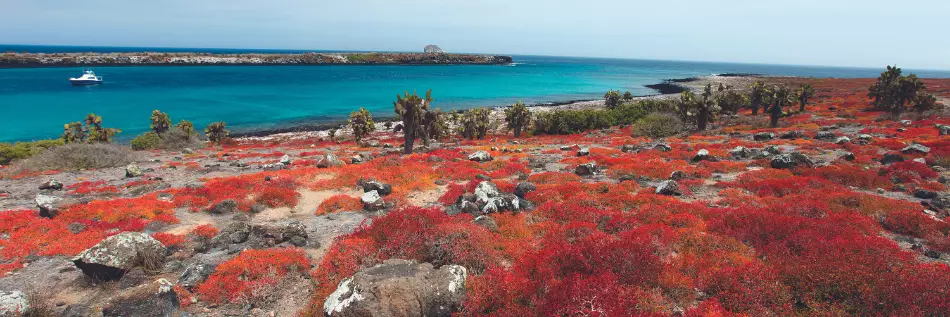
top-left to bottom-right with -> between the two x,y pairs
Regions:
67,222 -> 87,234
473,216 -> 499,232
474,182 -> 501,204
125,164 -> 143,178
209,199 -> 239,214
815,131 -> 835,140
753,132 -> 775,141
423,45 -> 445,54
834,136 -> 851,145
179,256 -> 224,289
729,146 -> 751,159
652,143 -> 672,152
323,259 -> 467,317
901,144 -> 931,154
72,232 -> 166,281
248,221 -> 309,249
182,148 -> 195,154
279,154 -> 292,165
514,182 -> 536,199
317,153 -> 345,168
937,124 -> 950,136
575,162 -> 598,176
655,180 -> 682,196
361,190 -> 386,211
929,194 -> 950,211
577,148 -> 590,156
102,278 -> 179,317
38,179 -> 63,190
857,134 -> 873,142
670,170 -> 687,181
693,149 -> 710,162
771,153 -> 814,169
841,152 -> 856,161
620,144 -> 639,153
357,178 -> 393,196
900,119 -> 912,126
468,151 -> 493,162
780,131 -> 804,139
35,194 -> 63,218
0,291 -> 28,317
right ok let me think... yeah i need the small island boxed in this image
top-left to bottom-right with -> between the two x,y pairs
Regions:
0,51 -> 513,68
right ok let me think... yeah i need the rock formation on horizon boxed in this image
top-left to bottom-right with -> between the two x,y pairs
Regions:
424,44 -> 445,54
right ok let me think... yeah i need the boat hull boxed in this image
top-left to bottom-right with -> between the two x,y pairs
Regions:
70,79 -> 102,86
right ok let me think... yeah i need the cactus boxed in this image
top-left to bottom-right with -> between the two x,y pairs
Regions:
622,91 -> 634,101
768,86 -> 794,128
176,120 -> 197,136
393,90 -> 432,154
61,113 -> 120,143
149,110 -> 172,135
797,84 -> 815,112
61,122 -> 85,144
348,108 -> 376,144
504,101 -> 532,137
749,81 -> 767,115
459,108 -> 491,140
418,108 -> 446,147
204,122 -> 230,144
604,90 -> 623,109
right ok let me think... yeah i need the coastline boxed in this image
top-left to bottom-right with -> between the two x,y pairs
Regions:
236,74 -> 755,142
0,52 -> 513,68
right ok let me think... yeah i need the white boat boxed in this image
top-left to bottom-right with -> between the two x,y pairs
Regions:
69,70 -> 103,85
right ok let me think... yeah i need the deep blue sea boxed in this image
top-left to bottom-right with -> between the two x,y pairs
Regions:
3,44 -> 950,142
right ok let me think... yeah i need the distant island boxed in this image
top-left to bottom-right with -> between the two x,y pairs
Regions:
0,51 -> 513,68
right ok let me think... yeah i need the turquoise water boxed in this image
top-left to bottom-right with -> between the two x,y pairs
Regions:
3,46 -> 950,142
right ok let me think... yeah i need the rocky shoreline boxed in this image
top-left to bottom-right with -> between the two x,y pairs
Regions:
236,75 -> 748,142
0,52 -> 513,68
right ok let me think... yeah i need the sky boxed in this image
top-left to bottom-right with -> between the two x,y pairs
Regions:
1,0 -> 948,70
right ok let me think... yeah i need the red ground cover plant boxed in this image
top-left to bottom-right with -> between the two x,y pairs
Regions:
190,224 -> 219,240
152,232 -> 187,248
315,194 -> 362,215
196,248 -> 310,304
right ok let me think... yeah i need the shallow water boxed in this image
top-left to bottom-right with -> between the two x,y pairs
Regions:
2,45 -> 950,142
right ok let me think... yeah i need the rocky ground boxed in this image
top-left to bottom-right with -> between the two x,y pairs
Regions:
0,76 -> 949,316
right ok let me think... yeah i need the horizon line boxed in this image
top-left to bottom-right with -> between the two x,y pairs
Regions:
3,43 -> 950,73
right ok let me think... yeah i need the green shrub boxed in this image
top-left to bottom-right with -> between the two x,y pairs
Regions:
532,109 -> 614,135
633,112 -> 683,139
348,108 -> 376,143
13,143 -> 134,171
130,132 -> 162,150
0,139 -> 64,165
610,99 -> 676,125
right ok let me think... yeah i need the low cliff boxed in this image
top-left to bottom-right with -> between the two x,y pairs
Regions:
0,52 -> 513,68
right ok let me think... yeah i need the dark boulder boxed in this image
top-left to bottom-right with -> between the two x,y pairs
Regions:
357,178 -> 393,196
38,179 -> 64,190
514,182 -> 537,199
880,154 -> 905,165
655,180 -> 682,196
575,163 -> 598,176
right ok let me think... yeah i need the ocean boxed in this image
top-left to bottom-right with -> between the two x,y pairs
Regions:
2,44 -> 950,142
